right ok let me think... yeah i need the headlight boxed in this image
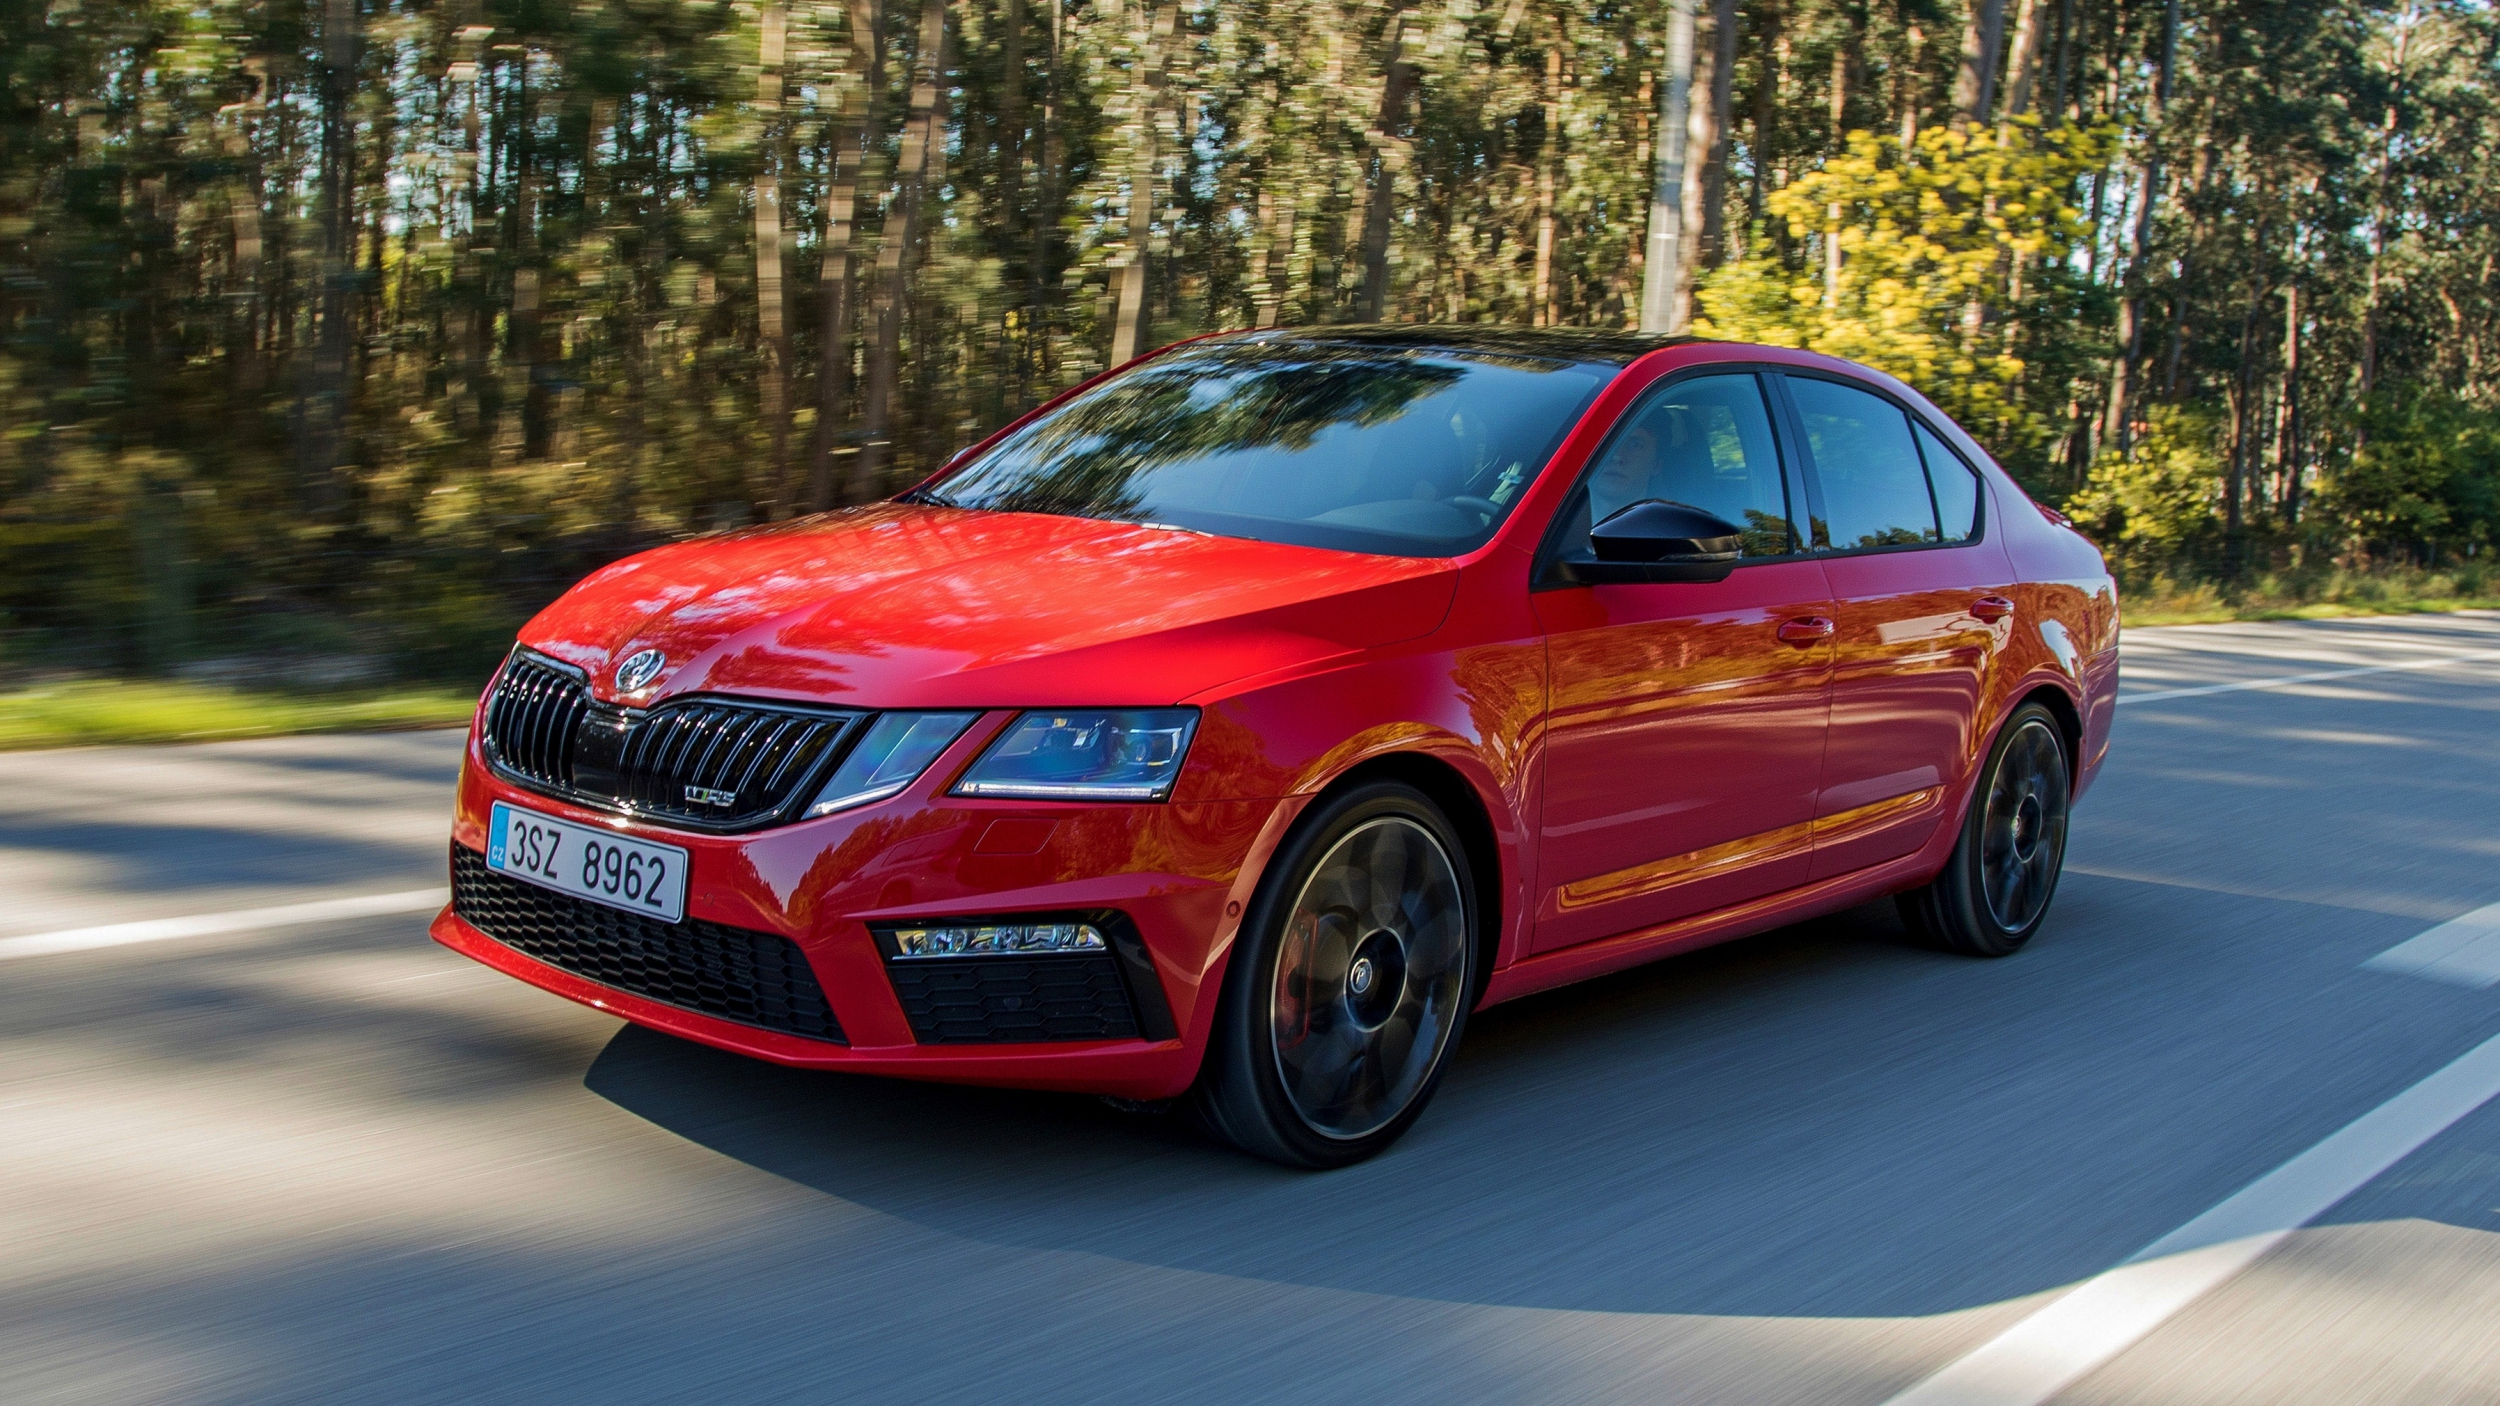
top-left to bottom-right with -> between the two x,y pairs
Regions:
804,711 -> 981,818
950,708 -> 1198,801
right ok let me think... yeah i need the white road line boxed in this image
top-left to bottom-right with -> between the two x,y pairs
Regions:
2116,646 -> 2500,706
1881,1028 -> 2500,1406
2364,903 -> 2500,989
0,888 -> 448,961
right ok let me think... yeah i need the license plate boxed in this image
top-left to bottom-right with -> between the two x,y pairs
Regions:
487,801 -> 688,923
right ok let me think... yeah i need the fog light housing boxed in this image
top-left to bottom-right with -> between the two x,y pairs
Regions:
889,922 -> 1109,959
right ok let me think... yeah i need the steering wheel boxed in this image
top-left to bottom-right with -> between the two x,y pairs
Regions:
1447,495 -> 1502,523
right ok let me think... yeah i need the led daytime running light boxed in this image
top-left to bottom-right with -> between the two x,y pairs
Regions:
890,922 -> 1109,959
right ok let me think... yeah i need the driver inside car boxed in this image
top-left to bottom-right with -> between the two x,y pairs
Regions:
1587,422 -> 1663,524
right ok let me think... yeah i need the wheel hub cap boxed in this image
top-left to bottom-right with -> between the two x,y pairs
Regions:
1344,930 -> 1407,1028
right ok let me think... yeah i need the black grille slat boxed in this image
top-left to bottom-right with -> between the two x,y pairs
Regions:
452,846 -> 845,1042
885,956 -> 1142,1044
688,709 -> 762,794
733,716 -> 805,799
754,718 -> 822,796
477,650 -> 861,832
486,654 -> 589,787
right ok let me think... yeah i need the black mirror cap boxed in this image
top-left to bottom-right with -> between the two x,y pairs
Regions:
1589,499 -> 1747,564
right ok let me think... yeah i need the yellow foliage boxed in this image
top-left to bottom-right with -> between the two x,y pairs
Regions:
1693,121 -> 2113,455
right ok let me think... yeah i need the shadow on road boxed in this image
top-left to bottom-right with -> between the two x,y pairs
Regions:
582,895 -> 2294,1319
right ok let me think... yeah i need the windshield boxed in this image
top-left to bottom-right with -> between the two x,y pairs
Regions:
917,339 -> 1614,557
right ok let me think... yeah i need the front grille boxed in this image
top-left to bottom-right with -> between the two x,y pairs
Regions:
885,956 -> 1141,1044
478,650 -> 862,832
452,846 -> 845,1042
483,651 -> 591,788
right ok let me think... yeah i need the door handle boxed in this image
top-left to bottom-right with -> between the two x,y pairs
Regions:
1776,616 -> 1835,645
1971,595 -> 2016,622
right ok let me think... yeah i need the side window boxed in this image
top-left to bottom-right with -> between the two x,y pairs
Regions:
1567,372 -> 1796,559
1787,376 -> 1940,550
1914,421 -> 1982,543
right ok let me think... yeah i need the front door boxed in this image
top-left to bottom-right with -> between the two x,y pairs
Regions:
1532,371 -> 1835,952
1776,374 -> 2016,879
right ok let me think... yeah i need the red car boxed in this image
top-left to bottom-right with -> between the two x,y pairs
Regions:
433,329 -> 2118,1167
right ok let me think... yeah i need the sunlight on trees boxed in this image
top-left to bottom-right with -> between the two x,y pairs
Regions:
1693,121 -> 2113,459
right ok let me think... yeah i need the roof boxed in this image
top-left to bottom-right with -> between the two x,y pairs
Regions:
1221,324 -> 1710,367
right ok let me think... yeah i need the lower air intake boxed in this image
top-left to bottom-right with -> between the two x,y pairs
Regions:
885,956 -> 1140,1044
451,845 -> 844,1043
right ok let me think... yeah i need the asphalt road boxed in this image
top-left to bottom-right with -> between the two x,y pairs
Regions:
7,612 -> 2500,1405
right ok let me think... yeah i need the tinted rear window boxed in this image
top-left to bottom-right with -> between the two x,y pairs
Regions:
1915,421 -> 1982,543
921,340 -> 1613,557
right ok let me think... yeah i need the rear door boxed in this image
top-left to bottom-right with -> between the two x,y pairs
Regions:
1530,371 -> 1835,952
1772,373 -> 2016,880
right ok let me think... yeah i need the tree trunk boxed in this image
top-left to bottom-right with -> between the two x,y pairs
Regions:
1638,0 -> 1695,333
1111,3 -> 1169,360
222,64 -> 268,397
1952,0 -> 2010,127
857,0 -> 946,494
2226,273 -> 2264,563
2280,281 -> 2303,524
2001,0 -> 2044,122
1897,22 -> 1923,154
297,0 -> 361,511
1821,24 -> 1850,309
813,0 -> 883,509
1747,1 -> 1782,237
1031,2 -> 1062,360
2359,8 -> 2416,398
1672,0 -> 1722,323
1696,0 -> 1737,269
2100,0 -> 2176,456
1533,43 -> 1562,326
999,0 -> 1027,397
2048,0 -> 2076,121
1357,11 -> 1418,323
754,2 -> 790,514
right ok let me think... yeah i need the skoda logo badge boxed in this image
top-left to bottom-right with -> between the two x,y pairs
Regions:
613,648 -> 666,693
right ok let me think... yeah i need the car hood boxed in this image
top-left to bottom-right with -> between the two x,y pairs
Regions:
518,503 -> 1461,709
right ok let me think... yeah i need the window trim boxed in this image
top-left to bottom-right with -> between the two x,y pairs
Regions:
1770,369 -> 1992,559
1530,365 -> 1815,591
1909,415 -> 1990,546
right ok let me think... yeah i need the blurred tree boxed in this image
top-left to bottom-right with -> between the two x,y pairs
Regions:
2,0 -> 2497,675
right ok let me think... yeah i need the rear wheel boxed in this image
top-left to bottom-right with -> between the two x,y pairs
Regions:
1192,782 -> 1477,1168
1899,702 -> 2072,957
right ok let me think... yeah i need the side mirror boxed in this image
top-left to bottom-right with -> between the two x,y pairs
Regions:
1561,499 -> 1745,585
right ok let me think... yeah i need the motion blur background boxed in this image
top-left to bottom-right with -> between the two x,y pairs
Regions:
3,0 -> 2497,692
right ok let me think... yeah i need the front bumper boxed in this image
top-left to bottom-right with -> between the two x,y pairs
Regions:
435,716 -> 1290,1100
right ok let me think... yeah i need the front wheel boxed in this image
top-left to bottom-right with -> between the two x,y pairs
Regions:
1899,702 -> 2073,957
1192,782 -> 1478,1168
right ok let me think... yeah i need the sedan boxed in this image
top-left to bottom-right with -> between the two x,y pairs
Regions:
433,327 -> 2120,1167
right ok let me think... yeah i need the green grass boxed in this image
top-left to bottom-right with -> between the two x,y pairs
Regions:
2118,564 -> 2500,629
2125,595 -> 2500,628
0,680 -> 478,750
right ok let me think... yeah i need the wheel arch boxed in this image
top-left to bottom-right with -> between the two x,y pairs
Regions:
2013,680 -> 2085,783
1302,750 -> 1506,1006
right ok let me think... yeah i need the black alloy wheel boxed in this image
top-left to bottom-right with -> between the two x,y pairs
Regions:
1193,781 -> 1478,1168
1899,701 -> 2073,958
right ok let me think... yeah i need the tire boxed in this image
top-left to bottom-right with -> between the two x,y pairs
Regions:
1192,781 -> 1479,1169
1899,702 -> 2073,958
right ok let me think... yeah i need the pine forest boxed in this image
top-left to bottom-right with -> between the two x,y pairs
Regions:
5,0 -> 2497,676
